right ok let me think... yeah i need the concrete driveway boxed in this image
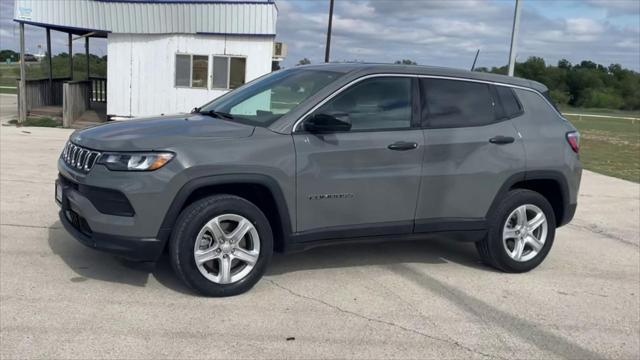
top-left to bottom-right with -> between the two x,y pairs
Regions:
1,126 -> 638,359
0,94 -> 17,125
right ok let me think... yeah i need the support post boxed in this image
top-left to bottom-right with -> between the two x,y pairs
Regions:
507,0 -> 522,77
18,23 -> 27,123
85,36 -> 91,107
324,0 -> 334,63
68,33 -> 73,79
46,28 -> 53,103
85,36 -> 90,80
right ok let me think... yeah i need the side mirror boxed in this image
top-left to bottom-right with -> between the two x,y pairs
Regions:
304,113 -> 351,133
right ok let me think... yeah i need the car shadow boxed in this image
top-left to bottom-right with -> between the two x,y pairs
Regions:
267,235 -> 492,276
47,221 -> 195,295
48,221 -> 494,294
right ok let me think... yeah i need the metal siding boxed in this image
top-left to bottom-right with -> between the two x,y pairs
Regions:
16,0 -> 272,35
107,33 -> 273,117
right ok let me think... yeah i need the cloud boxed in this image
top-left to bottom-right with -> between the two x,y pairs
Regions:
275,0 -> 640,71
566,18 -> 604,35
0,0 -> 637,71
585,0 -> 640,17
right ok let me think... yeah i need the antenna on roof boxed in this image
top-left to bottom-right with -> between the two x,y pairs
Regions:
471,49 -> 480,71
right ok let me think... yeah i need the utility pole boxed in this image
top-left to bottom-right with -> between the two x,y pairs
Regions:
508,0 -> 522,76
324,0 -> 334,63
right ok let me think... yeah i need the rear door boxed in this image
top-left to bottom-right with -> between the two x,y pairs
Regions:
415,78 -> 526,232
293,76 -> 424,238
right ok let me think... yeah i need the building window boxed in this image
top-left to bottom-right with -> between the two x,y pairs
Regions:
175,54 -> 208,88
212,55 -> 246,90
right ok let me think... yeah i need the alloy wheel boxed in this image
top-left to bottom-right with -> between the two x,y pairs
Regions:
502,204 -> 548,262
193,214 -> 260,284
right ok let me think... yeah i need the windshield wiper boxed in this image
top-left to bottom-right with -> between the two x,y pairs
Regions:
193,107 -> 234,120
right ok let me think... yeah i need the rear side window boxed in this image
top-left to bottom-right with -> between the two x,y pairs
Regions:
495,86 -> 523,118
421,79 -> 495,128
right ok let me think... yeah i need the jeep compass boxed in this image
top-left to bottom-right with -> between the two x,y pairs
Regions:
56,64 -> 582,296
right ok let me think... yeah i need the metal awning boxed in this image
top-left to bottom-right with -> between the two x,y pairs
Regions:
14,0 -> 277,36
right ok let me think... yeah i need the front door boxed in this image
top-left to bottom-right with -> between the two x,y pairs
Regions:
293,76 -> 424,239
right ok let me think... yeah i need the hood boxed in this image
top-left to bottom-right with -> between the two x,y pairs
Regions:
70,113 -> 255,151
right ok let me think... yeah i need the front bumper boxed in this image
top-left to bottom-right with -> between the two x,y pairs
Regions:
58,209 -> 164,261
56,175 -> 166,261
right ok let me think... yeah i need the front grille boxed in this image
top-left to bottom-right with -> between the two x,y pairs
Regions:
61,142 -> 101,172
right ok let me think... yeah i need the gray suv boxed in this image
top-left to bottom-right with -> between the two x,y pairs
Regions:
56,64 -> 582,296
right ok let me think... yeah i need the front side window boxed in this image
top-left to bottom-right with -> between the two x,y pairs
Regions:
199,68 -> 344,126
313,77 -> 412,131
421,79 -> 496,128
212,56 -> 247,90
175,54 -> 208,88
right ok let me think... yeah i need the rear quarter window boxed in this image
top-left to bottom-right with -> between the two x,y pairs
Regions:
542,90 -> 560,111
496,86 -> 523,118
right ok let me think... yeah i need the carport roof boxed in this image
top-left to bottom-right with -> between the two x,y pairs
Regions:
13,0 -> 277,37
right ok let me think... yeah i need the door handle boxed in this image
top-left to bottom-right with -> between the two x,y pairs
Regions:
489,136 -> 515,145
388,141 -> 418,151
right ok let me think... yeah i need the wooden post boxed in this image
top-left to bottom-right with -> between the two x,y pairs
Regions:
85,36 -> 90,80
85,36 -> 91,108
46,28 -> 53,104
18,23 -> 27,123
68,33 -> 73,79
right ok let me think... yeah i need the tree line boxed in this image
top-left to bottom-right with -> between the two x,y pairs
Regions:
475,57 -> 639,110
296,56 -> 639,111
0,50 -> 107,86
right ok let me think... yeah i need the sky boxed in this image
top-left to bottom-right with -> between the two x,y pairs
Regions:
0,0 -> 638,71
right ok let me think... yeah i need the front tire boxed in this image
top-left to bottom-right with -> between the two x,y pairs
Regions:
477,189 -> 556,273
170,194 -> 273,296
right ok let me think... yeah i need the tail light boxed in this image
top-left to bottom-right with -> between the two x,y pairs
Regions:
566,131 -> 580,153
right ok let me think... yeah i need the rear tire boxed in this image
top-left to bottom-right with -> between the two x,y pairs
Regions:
170,194 -> 273,296
477,189 -> 556,273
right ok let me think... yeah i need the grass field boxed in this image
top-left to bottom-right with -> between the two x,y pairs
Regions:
564,112 -> 640,183
7,117 -> 62,127
560,106 -> 640,118
0,87 -> 16,94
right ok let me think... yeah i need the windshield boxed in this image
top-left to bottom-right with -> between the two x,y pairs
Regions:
198,68 -> 344,126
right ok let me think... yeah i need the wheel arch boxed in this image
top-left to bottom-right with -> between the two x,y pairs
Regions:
157,174 -> 293,253
488,171 -> 571,227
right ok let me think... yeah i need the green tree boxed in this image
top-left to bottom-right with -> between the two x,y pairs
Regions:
475,56 -> 639,110
394,59 -> 417,65
0,50 -> 19,62
549,89 -> 571,105
558,59 -> 572,70
583,88 -> 625,108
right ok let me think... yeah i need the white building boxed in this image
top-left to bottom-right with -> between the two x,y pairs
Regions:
14,0 -> 282,119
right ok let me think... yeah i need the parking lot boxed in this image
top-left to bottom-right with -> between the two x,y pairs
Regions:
1,124 -> 638,359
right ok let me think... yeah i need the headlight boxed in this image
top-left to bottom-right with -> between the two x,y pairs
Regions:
97,152 -> 174,171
